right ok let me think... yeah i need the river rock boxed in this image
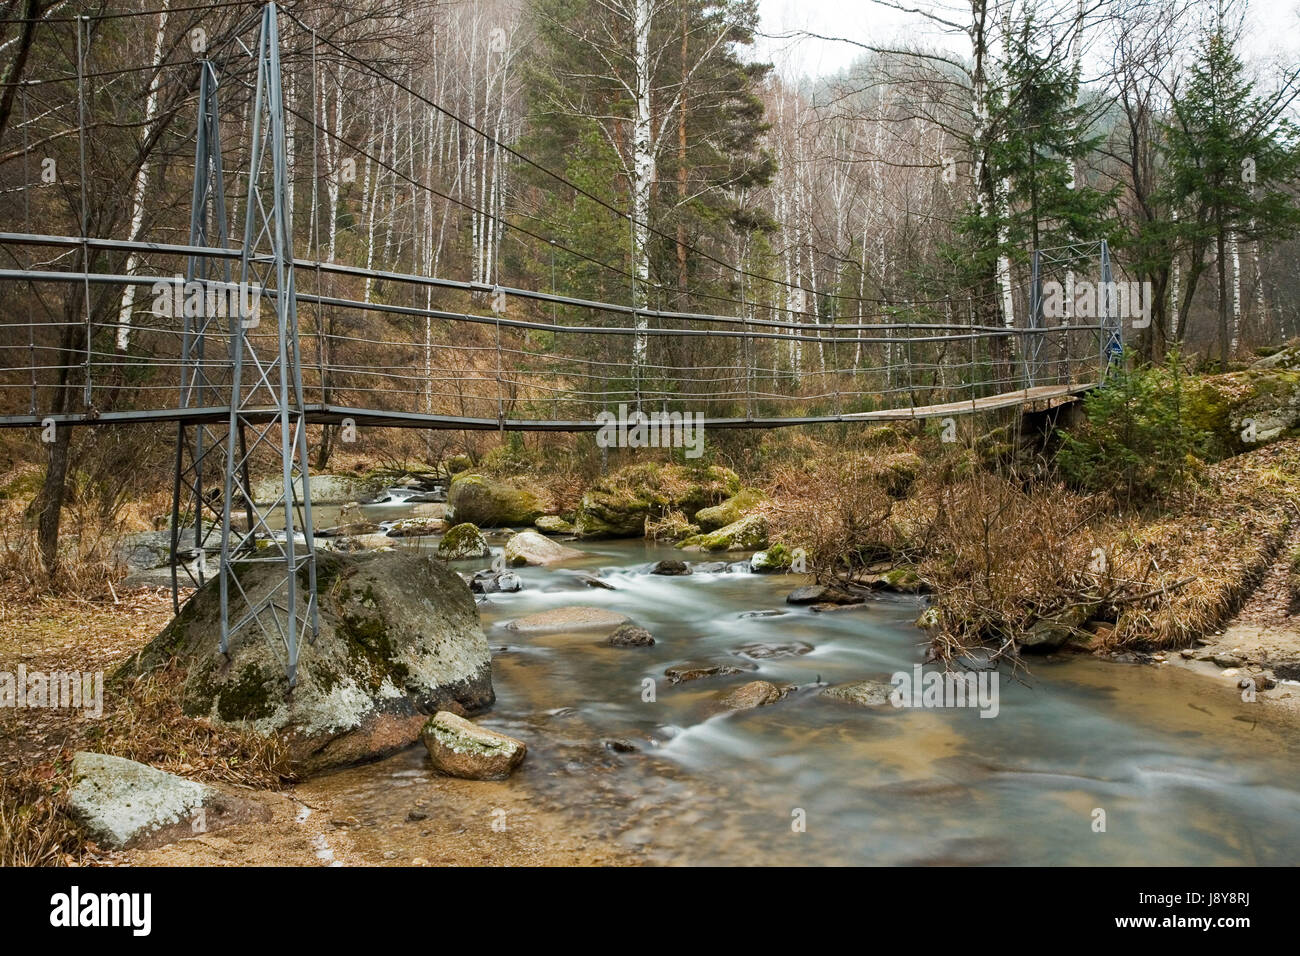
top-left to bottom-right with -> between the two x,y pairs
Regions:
437,522 -> 491,560
694,488 -> 765,531
420,711 -> 526,780
470,569 -> 523,593
535,515 -> 576,535
504,530 -> 583,567
316,521 -> 381,538
733,641 -> 813,660
822,680 -> 896,707
693,561 -> 730,573
572,463 -> 740,539
447,474 -> 544,527
505,606 -> 630,634
750,544 -> 796,573
852,564 -> 929,593
787,584 -> 864,606
68,751 -> 271,850
1019,604 -> 1095,653
678,513 -> 769,553
664,661 -> 754,684
385,516 -> 447,538
648,559 -> 691,576
116,551 -> 494,774
605,623 -> 655,647
719,680 -> 786,710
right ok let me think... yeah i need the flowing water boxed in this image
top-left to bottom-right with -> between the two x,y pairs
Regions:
303,494 -> 1300,865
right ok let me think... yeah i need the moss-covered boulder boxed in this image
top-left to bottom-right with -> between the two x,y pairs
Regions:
694,487 -> 766,531
116,552 -> 494,775
678,513 -> 769,553
750,543 -> 795,573
447,473 -> 544,528
1187,366 -> 1300,458
534,515 -> 575,535
437,523 -> 490,560
573,463 -> 740,539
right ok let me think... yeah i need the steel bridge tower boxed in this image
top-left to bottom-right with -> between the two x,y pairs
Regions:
168,3 -> 317,687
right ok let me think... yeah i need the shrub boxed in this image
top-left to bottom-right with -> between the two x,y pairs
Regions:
1057,351 -> 1207,501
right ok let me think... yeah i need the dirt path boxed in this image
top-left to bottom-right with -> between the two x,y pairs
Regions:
1170,521 -> 1300,714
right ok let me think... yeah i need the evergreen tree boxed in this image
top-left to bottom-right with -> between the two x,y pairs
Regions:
1159,10 -> 1300,363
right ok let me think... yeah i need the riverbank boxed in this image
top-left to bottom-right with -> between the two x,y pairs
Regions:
4,430 -> 1300,865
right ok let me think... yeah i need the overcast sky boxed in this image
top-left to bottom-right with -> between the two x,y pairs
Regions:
755,0 -> 1300,82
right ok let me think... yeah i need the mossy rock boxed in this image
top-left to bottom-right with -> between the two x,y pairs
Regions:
534,515 -> 575,535
679,513 -> 769,553
1186,368 -> 1300,459
447,473 -> 544,527
750,542 -> 795,573
115,552 -> 494,774
573,462 -> 739,539
437,523 -> 490,560
694,487 -> 765,531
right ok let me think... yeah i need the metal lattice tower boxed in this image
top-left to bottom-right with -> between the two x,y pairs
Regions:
167,4 -> 318,688
1027,239 -> 1123,387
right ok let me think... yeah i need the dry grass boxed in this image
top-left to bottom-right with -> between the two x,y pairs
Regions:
0,585 -> 294,866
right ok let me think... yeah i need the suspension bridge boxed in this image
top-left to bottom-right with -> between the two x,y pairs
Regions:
0,3 -> 1122,686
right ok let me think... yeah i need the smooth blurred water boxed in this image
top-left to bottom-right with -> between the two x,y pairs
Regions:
306,507 -> 1300,865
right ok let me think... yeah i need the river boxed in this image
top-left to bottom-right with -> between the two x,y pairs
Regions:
299,494 -> 1300,865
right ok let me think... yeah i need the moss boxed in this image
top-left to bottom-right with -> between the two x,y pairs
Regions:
333,581 -> 410,691
679,513 -> 769,552
214,662 -> 277,722
750,542 -> 793,572
437,522 -> 488,559
694,487 -> 765,531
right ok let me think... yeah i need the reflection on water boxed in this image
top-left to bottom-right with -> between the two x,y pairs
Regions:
304,507 -> 1300,865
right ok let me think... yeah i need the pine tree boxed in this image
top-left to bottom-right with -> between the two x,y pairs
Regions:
1159,11 -> 1300,363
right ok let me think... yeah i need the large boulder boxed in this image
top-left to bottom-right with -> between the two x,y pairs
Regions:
437,522 -> 491,560
68,751 -> 271,850
116,551 -> 494,774
1187,365 -> 1300,457
503,530 -> 583,566
573,463 -> 740,539
678,513 -> 769,552
694,488 -> 765,531
447,474 -> 544,527
420,711 -> 526,780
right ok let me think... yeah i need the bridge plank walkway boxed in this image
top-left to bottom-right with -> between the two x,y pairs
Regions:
0,384 -> 1093,431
